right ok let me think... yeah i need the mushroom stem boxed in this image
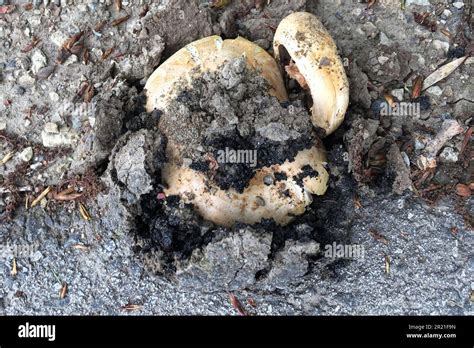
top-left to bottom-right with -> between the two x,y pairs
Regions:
274,12 -> 349,136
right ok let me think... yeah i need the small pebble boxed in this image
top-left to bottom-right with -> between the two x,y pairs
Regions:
432,40 -> 450,53
447,46 -> 465,58
401,152 -> 411,168
426,86 -> 443,97
30,250 -> 43,262
36,65 -> 55,80
31,50 -> 47,75
441,9 -> 452,19
377,56 -> 389,65
263,175 -> 274,186
439,147 -> 458,163
379,32 -> 392,46
414,139 -> 425,151
15,86 -> 26,95
19,147 -> 34,162
44,122 -> 59,134
371,99 -> 389,116
414,96 -> 431,111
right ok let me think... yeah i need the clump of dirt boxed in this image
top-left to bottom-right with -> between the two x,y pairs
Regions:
97,57 -> 340,291
158,57 -> 316,192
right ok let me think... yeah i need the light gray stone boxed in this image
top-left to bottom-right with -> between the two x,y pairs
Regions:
31,50 -> 47,75
18,147 -> 33,162
44,122 -> 59,134
439,147 -> 458,163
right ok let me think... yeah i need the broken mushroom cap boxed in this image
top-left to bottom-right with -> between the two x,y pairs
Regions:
163,142 -> 329,227
145,34 -> 331,227
273,12 -> 349,136
145,35 -> 288,112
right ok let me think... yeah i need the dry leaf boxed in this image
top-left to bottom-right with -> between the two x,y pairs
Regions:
64,31 -> 84,50
413,11 -> 436,32
353,194 -> 363,209
31,186 -> 51,207
69,44 -> 83,56
52,189 -> 83,201
21,37 -> 41,53
79,202 -> 92,221
450,226 -> 458,236
229,293 -> 247,316
121,304 -> 143,311
247,297 -> 257,308
11,257 -> 17,277
1,151 -> 14,165
411,75 -> 423,99
210,0 -> 232,9
440,28 -> 451,38
285,61 -> 309,90
56,31 -> 84,64
369,228 -> 389,244
72,244 -> 90,251
367,0 -> 377,9
73,82 -> 89,103
94,20 -> 107,32
60,282 -> 68,299
422,56 -> 468,90
84,84 -> 95,103
139,5 -> 149,17
83,48 -> 89,65
384,255 -> 390,274
101,47 -> 114,61
455,184 -> 471,197
460,127 -> 473,156
56,47 -> 72,65
111,15 -> 130,27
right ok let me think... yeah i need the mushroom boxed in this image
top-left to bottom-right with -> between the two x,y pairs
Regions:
274,12 -> 349,136
145,35 -> 288,112
145,12 -> 348,227
163,143 -> 328,227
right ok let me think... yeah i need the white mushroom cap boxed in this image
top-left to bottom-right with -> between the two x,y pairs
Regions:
145,36 -> 288,113
144,31 -> 340,227
163,143 -> 329,227
274,12 -> 349,136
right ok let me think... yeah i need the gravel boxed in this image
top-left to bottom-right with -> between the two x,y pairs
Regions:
1,187 -> 472,315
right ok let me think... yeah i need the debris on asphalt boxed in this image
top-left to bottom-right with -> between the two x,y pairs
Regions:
416,120 -> 464,170
59,282 -> 68,299
30,186 -> 51,208
229,293 -> 248,316
422,56 -> 468,90
368,228 -> 389,245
